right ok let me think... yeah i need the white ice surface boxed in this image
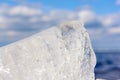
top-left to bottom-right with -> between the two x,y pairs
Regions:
0,21 -> 96,80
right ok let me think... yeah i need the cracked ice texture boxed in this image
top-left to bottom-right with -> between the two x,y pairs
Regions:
0,21 -> 96,80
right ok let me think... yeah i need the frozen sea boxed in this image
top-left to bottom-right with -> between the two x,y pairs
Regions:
95,52 -> 120,80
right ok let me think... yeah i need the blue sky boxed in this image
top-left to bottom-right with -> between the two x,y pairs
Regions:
1,0 -> 120,13
0,0 -> 120,51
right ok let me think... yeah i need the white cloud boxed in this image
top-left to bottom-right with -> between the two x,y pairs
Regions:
0,16 -> 9,29
99,12 -> 120,27
78,9 -> 96,23
9,5 -> 42,16
6,31 -> 18,37
116,0 -> 120,5
108,27 -> 120,34
101,17 -> 115,27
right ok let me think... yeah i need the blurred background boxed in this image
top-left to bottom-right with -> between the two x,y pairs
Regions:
0,0 -> 120,80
